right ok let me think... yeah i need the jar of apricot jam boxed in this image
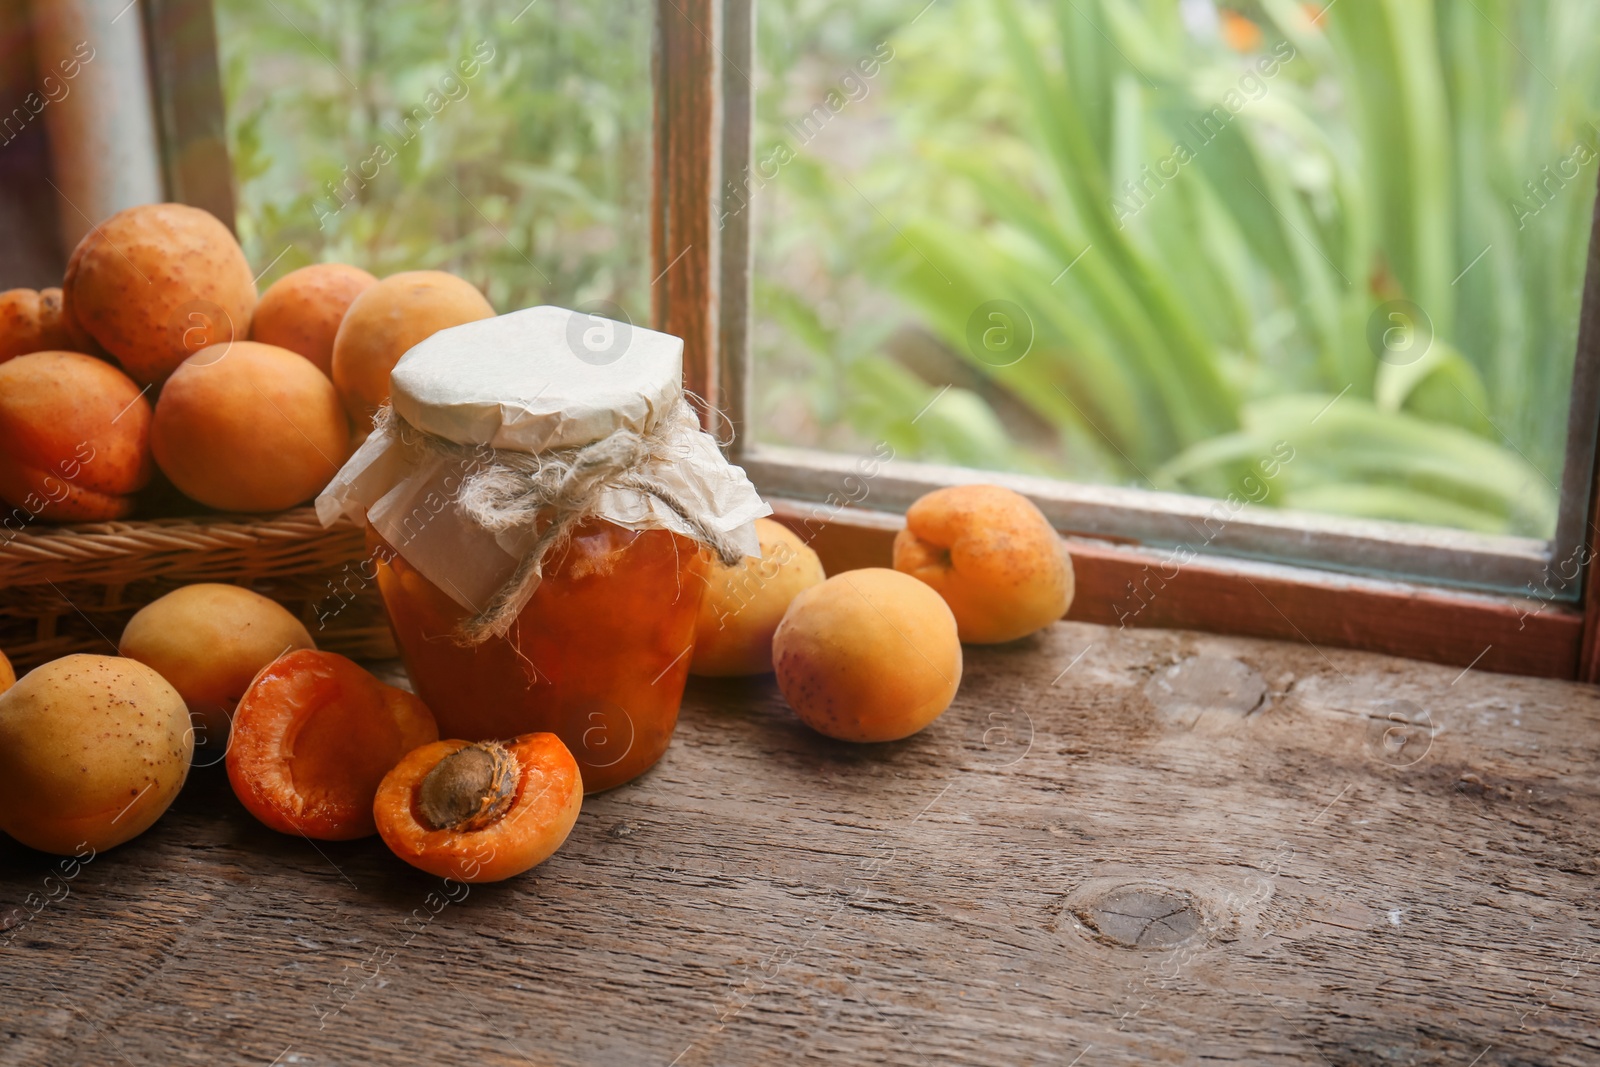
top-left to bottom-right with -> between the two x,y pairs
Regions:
317,306 -> 766,794
368,522 -> 706,792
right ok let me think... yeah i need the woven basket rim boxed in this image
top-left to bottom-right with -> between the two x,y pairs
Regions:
1,506 -> 356,545
0,506 -> 365,581
0,505 -> 390,668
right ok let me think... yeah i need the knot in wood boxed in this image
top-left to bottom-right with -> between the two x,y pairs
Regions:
1075,885 -> 1201,949
1144,655 -> 1266,728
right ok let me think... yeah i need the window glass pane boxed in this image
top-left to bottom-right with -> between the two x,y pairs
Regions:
751,0 -> 1600,541
215,1 -> 653,321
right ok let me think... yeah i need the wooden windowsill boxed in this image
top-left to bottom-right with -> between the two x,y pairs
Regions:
2,624 -> 1595,1064
767,498 -> 1583,680
742,443 -> 1559,597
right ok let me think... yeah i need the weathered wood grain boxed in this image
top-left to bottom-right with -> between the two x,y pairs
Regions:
1,623 -> 1596,1065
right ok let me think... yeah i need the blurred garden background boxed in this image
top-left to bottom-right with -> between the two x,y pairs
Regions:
217,0 -> 1600,540
214,0 -> 654,320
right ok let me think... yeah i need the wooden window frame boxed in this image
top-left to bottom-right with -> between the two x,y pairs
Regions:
138,1 -> 1600,680
142,0 -> 235,230
654,0 -> 1600,681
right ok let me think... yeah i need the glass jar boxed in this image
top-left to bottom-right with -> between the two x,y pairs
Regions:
369,521 -> 707,793
316,305 -> 767,795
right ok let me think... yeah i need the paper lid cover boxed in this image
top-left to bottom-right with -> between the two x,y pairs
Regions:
391,305 -> 684,453
316,305 -> 770,621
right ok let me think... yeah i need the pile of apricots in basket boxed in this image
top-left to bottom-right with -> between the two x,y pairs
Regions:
0,201 -> 495,520
0,203 -> 1078,883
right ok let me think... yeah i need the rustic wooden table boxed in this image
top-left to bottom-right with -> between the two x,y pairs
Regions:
2,621 -> 1596,1066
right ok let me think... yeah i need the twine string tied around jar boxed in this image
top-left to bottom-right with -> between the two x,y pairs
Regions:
373,403 -> 745,645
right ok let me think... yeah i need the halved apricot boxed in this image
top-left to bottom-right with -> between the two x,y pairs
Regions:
374,733 -> 582,883
226,650 -> 437,840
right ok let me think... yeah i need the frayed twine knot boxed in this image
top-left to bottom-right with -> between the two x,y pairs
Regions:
374,403 -> 744,645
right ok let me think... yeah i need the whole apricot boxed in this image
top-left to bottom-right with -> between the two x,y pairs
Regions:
0,288 -> 101,363
691,518 -> 826,677
330,271 -> 494,424
0,351 -> 153,521
36,288 -> 103,356
375,733 -> 583,882
151,341 -> 351,512
0,654 -> 192,854
0,649 -> 13,694
0,288 -> 41,364
62,202 -> 257,386
893,485 -> 1075,644
119,584 -> 316,747
227,650 -> 438,840
251,263 -> 378,376
773,568 -> 962,743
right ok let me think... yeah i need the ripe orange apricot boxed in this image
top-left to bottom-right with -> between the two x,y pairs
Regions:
119,584 -> 315,748
374,733 -> 583,882
691,518 -> 826,677
150,340 -> 351,512
0,289 -> 43,364
0,351 -> 152,521
226,650 -> 438,840
0,655 -> 192,854
0,649 -> 14,695
0,287 -> 102,363
251,264 -> 378,376
893,484 -> 1075,644
62,202 -> 257,386
330,271 -> 494,424
36,288 -> 103,357
773,568 -> 962,743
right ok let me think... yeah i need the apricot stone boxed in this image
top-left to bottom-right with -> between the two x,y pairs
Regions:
894,485 -> 1075,644
773,568 -> 962,742
0,351 -> 153,521
251,263 -> 378,376
119,584 -> 315,746
330,271 -> 494,425
62,202 -> 257,386
0,654 -> 192,854
151,341 -> 350,512
692,518 -> 826,677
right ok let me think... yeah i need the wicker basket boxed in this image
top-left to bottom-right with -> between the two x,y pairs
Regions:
0,508 -> 395,670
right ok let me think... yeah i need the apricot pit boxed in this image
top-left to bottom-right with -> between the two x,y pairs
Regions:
417,741 -> 518,832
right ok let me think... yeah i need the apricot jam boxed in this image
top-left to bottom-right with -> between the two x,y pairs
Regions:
369,521 -> 707,793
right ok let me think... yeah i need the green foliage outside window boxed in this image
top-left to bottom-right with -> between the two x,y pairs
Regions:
219,0 -> 1600,539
